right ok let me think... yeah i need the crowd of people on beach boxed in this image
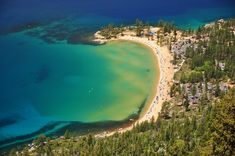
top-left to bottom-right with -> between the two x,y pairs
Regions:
94,32 -> 174,137
118,36 -> 173,123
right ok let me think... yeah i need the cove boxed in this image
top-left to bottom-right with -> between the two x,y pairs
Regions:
0,32 -> 158,146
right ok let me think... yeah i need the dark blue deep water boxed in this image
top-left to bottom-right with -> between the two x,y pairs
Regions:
0,0 -> 235,150
1,0 -> 235,30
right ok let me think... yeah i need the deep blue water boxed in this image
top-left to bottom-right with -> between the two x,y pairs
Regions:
0,0 -> 235,30
0,0 -> 235,150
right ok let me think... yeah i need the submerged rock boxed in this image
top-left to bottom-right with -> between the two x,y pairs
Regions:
34,66 -> 50,84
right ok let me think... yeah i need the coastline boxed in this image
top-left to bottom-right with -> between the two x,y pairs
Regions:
4,15 -> 235,155
0,33 -> 166,150
94,33 -> 174,137
0,30 -> 174,149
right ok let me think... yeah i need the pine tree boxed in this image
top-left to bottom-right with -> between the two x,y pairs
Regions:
215,81 -> 221,97
135,19 -> 144,36
64,129 -> 70,139
212,90 -> 235,155
184,94 -> 190,111
191,84 -> 197,96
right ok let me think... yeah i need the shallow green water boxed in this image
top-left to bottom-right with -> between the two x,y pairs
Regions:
0,33 -> 157,142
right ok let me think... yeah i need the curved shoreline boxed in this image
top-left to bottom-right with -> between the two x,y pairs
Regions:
114,39 -> 160,119
95,35 -> 174,137
0,36 -> 164,149
0,33 -> 173,150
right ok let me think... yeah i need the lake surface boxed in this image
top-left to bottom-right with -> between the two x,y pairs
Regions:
1,0 -> 235,30
0,0 -> 234,148
0,32 -> 157,147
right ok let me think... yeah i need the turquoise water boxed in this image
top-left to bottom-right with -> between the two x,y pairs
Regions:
0,32 -> 157,146
0,0 -> 235,149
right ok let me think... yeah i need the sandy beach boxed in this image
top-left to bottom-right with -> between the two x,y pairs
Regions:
94,30 -> 174,137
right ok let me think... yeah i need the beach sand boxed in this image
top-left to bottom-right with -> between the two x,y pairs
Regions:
94,32 -> 174,137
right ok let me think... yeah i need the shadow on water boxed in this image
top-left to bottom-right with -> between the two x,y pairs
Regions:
0,117 -> 19,128
0,98 -> 147,151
